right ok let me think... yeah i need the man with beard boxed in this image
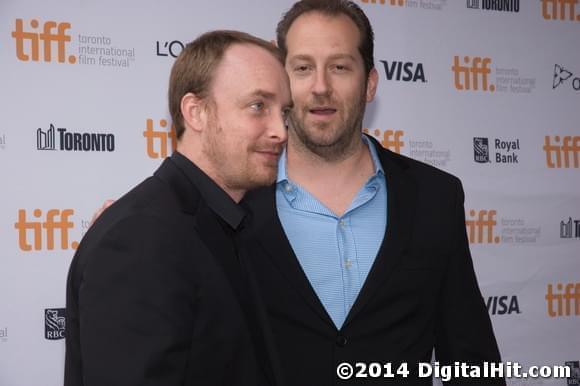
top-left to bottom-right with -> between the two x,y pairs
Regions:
89,1 -> 505,385
241,0 -> 506,385
65,30 -> 292,386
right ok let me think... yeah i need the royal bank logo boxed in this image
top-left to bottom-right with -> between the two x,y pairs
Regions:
486,295 -> 521,315
0,327 -> 7,342
467,0 -> 519,12
542,0 -> 580,21
36,123 -> 115,152
474,137 -> 490,163
380,60 -> 426,83
144,118 -> 176,159
560,217 -> 580,238
553,64 -> 580,91
543,135 -> 580,168
473,137 -> 520,164
565,361 -> 580,385
11,18 -> 135,68
45,308 -> 65,340
156,40 -> 184,58
545,282 -> 580,317
15,209 -> 79,251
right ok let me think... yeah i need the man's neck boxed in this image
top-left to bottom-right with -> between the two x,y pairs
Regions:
176,145 -> 245,203
285,134 -> 375,216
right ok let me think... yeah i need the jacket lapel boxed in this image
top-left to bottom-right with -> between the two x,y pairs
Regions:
343,138 -> 418,328
244,186 -> 336,329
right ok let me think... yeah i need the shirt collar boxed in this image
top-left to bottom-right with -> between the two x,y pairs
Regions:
276,134 -> 384,185
171,151 -> 246,230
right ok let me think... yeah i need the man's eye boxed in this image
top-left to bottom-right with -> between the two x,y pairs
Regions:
294,65 -> 310,72
282,108 -> 292,128
333,64 -> 348,72
250,102 -> 264,111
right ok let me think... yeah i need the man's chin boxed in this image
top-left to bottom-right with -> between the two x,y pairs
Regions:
248,169 -> 278,188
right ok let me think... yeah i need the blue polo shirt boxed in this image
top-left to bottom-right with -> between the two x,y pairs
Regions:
276,136 -> 387,329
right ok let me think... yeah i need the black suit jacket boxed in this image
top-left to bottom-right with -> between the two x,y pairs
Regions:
65,155 -> 282,386
242,136 -> 504,386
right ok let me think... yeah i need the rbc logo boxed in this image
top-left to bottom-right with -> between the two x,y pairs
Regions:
473,137 -> 490,163
45,308 -> 65,340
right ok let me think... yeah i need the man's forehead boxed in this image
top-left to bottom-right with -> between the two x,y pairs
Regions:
287,11 -> 358,35
285,12 -> 361,53
213,43 -> 283,81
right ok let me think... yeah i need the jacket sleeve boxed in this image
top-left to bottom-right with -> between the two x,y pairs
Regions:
434,179 -> 506,386
66,214 -> 197,386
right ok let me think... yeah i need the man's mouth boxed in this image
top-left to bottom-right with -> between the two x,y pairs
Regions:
309,107 -> 337,116
255,146 -> 283,160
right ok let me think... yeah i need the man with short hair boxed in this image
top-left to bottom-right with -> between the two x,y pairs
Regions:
242,0 -> 505,385
64,30 -> 292,386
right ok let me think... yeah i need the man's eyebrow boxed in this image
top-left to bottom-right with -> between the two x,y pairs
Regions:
243,89 -> 276,100
288,54 -> 313,62
288,53 -> 357,62
327,54 -> 356,61
240,89 -> 294,109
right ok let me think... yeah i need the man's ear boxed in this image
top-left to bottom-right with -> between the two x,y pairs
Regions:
180,92 -> 207,133
365,67 -> 379,103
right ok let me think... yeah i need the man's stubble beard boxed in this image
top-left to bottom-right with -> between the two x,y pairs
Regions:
289,90 -> 367,162
202,114 -> 277,193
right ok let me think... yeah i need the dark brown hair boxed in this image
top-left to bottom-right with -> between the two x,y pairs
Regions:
276,0 -> 375,77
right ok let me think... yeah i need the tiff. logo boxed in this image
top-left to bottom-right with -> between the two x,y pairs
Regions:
543,135 -> 580,168
452,56 -> 495,92
364,128 -> 405,154
14,209 -> 78,251
542,0 -> 580,21
144,118 -> 177,159
11,18 -> 76,63
545,282 -> 580,317
465,209 -> 500,244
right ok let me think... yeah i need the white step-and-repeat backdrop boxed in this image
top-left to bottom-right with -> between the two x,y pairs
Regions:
1,0 -> 578,385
